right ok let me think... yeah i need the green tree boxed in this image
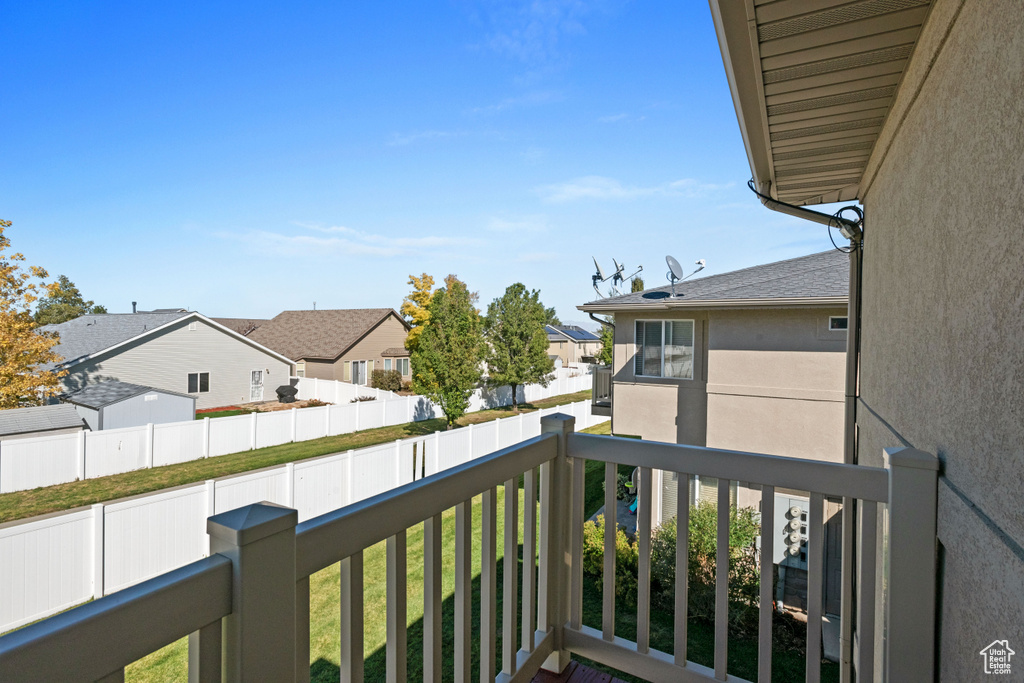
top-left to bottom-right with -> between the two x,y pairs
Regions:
400,273 -> 435,352
631,276 -> 645,293
483,283 -> 554,411
597,318 -> 614,365
34,275 -> 107,326
544,306 -> 560,326
411,277 -> 483,428
0,220 -> 66,407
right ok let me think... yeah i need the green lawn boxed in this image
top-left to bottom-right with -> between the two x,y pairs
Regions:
195,408 -> 255,419
0,390 -> 593,524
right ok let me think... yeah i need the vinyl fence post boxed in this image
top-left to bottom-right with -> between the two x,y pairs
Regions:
407,396 -> 413,423
92,503 -> 105,599
204,480 -> 216,555
467,423 -> 474,464
324,404 -> 331,437
208,502 -> 298,683
145,423 -> 155,469
346,450 -> 355,505
285,462 -> 295,507
290,408 -> 297,443
883,447 -> 939,683
394,439 -> 402,486
77,429 -> 87,480
313,377 -> 319,401
354,400 -> 361,432
250,412 -> 258,451
202,417 -> 211,458
494,417 -> 501,452
432,431 -> 441,475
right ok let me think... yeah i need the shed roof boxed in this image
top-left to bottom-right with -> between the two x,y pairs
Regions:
248,309 -> 410,361
62,381 -> 193,409
0,404 -> 84,437
581,250 -> 848,312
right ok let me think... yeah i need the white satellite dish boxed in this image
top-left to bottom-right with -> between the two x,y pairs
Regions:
665,255 -> 706,297
593,256 -> 607,282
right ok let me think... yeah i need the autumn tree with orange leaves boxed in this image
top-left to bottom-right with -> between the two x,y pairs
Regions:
0,220 -> 66,408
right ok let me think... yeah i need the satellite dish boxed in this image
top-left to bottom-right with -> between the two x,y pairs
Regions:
665,255 -> 707,297
593,256 -> 607,282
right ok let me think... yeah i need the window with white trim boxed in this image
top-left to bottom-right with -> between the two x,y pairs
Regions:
384,358 -> 392,371
397,358 -> 410,376
829,316 -> 849,331
634,320 -> 694,379
188,372 -> 210,393
296,361 -> 306,378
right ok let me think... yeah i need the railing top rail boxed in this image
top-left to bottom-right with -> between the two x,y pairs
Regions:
570,433 -> 889,503
295,432 -> 558,578
0,554 -> 231,682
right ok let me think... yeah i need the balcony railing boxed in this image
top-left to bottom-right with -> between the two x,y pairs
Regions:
0,414 -> 938,683
591,366 -> 612,416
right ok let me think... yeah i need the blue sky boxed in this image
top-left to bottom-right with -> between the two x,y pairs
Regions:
1,1 -> 842,326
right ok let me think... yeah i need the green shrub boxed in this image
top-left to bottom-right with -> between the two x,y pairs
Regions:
582,515 -> 639,605
650,501 -> 761,636
599,472 -> 634,503
371,369 -> 403,392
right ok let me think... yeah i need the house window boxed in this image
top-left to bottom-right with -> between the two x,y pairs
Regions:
384,358 -> 392,371
829,316 -> 849,331
397,358 -> 410,376
188,372 -> 210,393
296,361 -> 306,378
634,320 -> 694,379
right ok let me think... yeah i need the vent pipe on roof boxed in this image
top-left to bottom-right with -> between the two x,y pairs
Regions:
132,301 -> 137,314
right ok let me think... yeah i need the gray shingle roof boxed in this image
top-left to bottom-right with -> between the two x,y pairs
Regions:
0,404 -> 84,437
40,312 -> 191,368
583,250 -> 849,308
61,380 -> 192,409
248,309 -> 409,361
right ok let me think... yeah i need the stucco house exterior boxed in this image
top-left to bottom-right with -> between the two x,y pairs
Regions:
711,0 -> 1024,678
545,325 -> 601,366
41,312 -> 294,410
246,308 -> 412,385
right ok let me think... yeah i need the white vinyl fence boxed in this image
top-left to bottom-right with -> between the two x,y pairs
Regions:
0,368 -> 595,495
0,400 -> 606,633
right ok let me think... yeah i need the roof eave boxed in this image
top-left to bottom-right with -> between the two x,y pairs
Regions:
578,295 -> 848,314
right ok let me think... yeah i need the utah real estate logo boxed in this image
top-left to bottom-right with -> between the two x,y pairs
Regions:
979,640 -> 1014,675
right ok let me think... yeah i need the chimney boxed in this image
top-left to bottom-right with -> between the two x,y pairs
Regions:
132,301 -> 137,314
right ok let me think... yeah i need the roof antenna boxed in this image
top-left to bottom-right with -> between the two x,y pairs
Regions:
132,301 -> 137,314
313,301 -> 316,311
665,256 -> 706,297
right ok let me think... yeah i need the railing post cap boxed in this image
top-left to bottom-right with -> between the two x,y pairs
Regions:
541,412 -> 575,434
884,446 -> 940,471
207,502 -> 297,546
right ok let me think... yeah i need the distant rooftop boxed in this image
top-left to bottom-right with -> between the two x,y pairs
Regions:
546,325 -> 600,342
581,250 -> 849,310
247,309 -> 410,361
0,404 -> 84,438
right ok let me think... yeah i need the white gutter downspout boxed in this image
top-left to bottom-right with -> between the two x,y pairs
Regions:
747,180 -> 864,682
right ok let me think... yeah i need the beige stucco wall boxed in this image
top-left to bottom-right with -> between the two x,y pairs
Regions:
66,318 -> 293,410
856,1 -> 1024,678
611,308 -> 846,461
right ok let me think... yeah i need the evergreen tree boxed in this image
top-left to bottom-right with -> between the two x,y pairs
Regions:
631,276 -> 645,293
544,306 -> 561,326
411,277 -> 482,428
483,284 -> 554,411
0,220 -> 66,407
34,274 -> 106,325
597,319 -> 614,366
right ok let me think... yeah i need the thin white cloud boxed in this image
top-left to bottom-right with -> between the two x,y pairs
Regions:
218,223 -> 482,258
537,176 -> 732,203
486,215 -> 549,233
471,90 -> 560,114
474,0 -> 621,64
597,113 -> 628,123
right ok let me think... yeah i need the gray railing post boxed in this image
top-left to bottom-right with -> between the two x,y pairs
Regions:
883,447 -> 939,683
208,502 -> 298,683
539,413 -> 575,674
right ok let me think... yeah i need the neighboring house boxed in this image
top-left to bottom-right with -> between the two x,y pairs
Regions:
712,0 -> 1024,678
61,380 -> 195,430
580,250 -> 849,614
545,325 -> 601,366
247,309 -> 412,385
40,312 -> 294,410
0,404 -> 85,442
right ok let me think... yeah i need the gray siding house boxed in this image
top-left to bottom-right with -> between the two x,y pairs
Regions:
41,313 -> 294,410
61,381 -> 196,430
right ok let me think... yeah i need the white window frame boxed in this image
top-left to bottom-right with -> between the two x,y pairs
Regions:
828,316 -> 849,331
634,319 -> 695,380
398,358 -> 410,376
295,361 -> 306,378
187,371 -> 211,394
383,358 -> 392,371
